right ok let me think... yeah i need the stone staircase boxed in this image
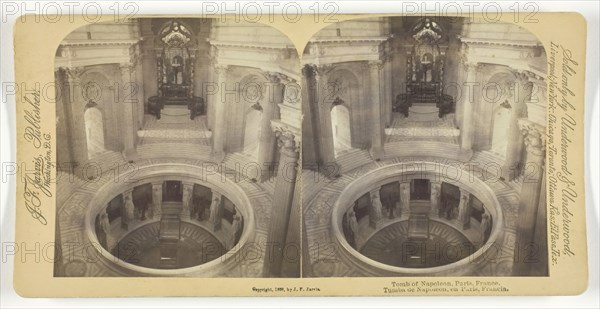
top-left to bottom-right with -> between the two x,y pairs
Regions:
470,150 -> 504,166
407,103 -> 439,121
159,202 -> 182,269
335,148 -> 373,174
408,200 -> 431,240
221,151 -> 260,181
136,143 -> 213,162
138,112 -> 211,146
385,113 -> 459,143
384,141 -> 464,162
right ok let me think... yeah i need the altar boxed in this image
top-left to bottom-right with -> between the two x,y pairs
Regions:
393,18 -> 455,118
147,20 -> 206,120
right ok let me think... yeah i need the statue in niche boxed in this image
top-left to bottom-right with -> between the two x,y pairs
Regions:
480,212 -> 491,244
136,196 -> 149,221
209,194 -> 222,231
420,53 -> 434,82
430,183 -> 441,216
347,209 -> 358,248
369,190 -> 383,229
182,185 -> 192,216
399,183 -> 411,216
99,212 -> 114,250
123,193 -> 135,226
169,55 -> 184,85
230,214 -> 242,249
152,184 -> 162,215
458,192 -> 471,229
193,196 -> 208,221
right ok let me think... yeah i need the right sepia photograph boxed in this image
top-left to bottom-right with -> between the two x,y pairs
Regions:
301,16 -> 548,277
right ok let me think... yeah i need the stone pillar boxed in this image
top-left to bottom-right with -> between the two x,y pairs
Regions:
63,67 -> 88,167
257,72 -> 283,181
301,65 -> 318,168
513,120 -> 546,276
383,42 -> 394,127
151,181 -> 163,219
399,181 -> 411,218
458,188 -> 471,229
430,181 -> 442,218
503,71 -> 532,180
368,61 -> 384,160
209,191 -> 223,232
531,166 -> 548,276
460,61 -> 479,153
119,63 -> 138,159
263,124 -> 300,277
55,68 -> 74,170
133,45 -> 145,129
369,188 -> 383,229
206,58 -> 216,130
181,181 -> 194,219
211,64 -> 229,161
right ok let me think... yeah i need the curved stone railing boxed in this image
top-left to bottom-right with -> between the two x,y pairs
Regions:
84,163 -> 256,276
330,161 -> 503,276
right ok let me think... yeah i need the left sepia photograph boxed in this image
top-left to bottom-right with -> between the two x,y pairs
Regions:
52,18 -> 302,278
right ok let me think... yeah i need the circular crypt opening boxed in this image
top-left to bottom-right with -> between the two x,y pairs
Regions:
332,162 -> 502,275
85,164 -> 255,276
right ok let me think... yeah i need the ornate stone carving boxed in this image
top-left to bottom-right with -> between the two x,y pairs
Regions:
519,119 -> 546,156
412,18 -> 444,44
61,66 -> 85,83
513,70 -> 530,84
263,71 -> 282,84
461,58 -> 478,73
302,64 -> 316,78
271,121 -> 300,154
119,62 -> 133,76
213,64 -> 230,76
368,60 -> 382,72
275,129 -> 299,153
314,63 -> 334,77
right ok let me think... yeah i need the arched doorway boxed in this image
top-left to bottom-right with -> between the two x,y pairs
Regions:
484,71 -> 516,157
84,106 -> 106,159
243,108 -> 262,157
490,102 -> 511,157
331,104 -> 352,156
327,67 -> 359,158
